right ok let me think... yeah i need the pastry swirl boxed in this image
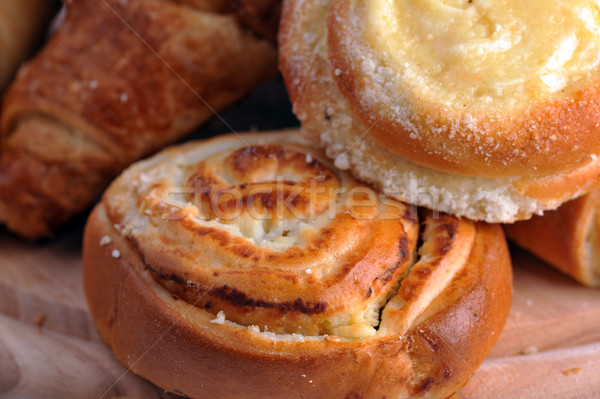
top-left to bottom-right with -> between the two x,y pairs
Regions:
108,134 -> 419,338
328,0 -> 600,177
83,131 -> 512,398
280,0 -> 600,222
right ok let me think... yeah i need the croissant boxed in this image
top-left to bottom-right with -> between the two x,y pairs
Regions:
505,189 -> 600,287
0,0 -> 57,90
280,0 -> 600,223
83,130 -> 512,399
0,0 -> 277,238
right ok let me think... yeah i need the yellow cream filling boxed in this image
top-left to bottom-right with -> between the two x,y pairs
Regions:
365,0 -> 600,109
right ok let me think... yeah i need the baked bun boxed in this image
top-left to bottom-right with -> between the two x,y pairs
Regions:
505,189 -> 600,287
83,131 -> 512,398
280,0 -> 600,223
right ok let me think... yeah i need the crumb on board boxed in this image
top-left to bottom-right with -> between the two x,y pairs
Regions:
562,367 -> 582,376
99,235 -> 112,246
33,313 -> 47,328
112,249 -> 121,259
520,345 -> 538,355
525,299 -> 534,306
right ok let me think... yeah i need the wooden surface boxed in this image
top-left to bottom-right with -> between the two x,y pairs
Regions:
1,226 -> 600,398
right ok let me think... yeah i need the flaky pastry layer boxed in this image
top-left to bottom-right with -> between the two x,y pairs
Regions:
0,0 -> 277,238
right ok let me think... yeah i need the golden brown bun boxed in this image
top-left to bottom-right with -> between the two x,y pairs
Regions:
0,0 -> 277,239
280,0 -> 600,223
505,189 -> 600,287
325,0 -> 600,178
83,131 -> 512,399
0,0 -> 57,90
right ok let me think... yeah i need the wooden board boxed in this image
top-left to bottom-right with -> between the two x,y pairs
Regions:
1,225 -> 600,398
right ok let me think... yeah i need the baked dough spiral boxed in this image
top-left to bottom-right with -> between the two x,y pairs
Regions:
83,131 -> 512,399
280,0 -> 600,222
329,0 -> 600,177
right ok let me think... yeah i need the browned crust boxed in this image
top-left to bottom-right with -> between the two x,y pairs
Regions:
505,191 -> 600,286
0,146 -> 114,238
0,0 -> 277,239
324,0 -> 600,178
407,221 -> 513,396
83,201 -> 511,398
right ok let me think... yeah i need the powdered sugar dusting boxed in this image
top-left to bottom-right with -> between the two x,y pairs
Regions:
210,310 -> 226,324
281,0 -> 566,222
323,0 -> 600,176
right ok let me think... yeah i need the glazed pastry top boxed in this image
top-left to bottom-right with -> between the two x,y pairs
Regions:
346,0 -> 600,110
102,133 -> 476,341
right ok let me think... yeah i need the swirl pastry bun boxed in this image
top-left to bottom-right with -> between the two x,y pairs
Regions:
83,131 -> 512,399
506,188 -> 600,287
280,0 -> 600,223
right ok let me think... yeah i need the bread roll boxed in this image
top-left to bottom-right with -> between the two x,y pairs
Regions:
280,0 -> 600,223
0,0 -> 277,238
505,189 -> 600,287
83,131 -> 512,399
0,0 -> 57,90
